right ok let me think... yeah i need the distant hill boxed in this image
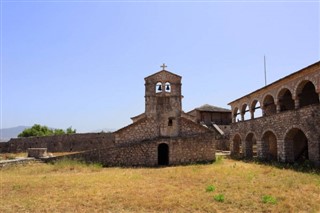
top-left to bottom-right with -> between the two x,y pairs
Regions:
0,126 -> 30,142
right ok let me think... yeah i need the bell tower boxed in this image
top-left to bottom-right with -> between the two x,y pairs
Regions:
144,64 -> 183,136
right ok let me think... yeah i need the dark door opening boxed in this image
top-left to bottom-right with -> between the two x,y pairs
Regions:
158,143 -> 169,166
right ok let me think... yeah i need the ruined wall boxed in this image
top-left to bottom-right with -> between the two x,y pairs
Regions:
1,133 -> 115,153
230,104 -> 320,164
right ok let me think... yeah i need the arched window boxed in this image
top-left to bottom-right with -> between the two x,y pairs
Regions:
165,82 -> 171,92
297,81 -> 319,107
278,88 -> 294,112
241,104 -> 250,121
251,100 -> 262,119
156,82 -> 162,93
263,95 -> 276,116
233,107 -> 241,122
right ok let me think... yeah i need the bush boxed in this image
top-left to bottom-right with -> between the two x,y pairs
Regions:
214,194 -> 225,202
205,185 -> 216,192
262,195 -> 277,204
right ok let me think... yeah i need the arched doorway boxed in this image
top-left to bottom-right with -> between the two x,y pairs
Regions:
232,134 -> 242,157
244,133 -> 257,158
158,143 -> 169,166
261,131 -> 277,161
284,128 -> 308,162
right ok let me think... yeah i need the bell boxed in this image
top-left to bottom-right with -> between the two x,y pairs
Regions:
158,85 -> 162,91
166,85 -> 170,91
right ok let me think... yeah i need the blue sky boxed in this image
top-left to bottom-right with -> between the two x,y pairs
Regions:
1,0 -> 319,132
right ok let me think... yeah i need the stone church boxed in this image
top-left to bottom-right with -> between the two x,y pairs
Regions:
110,65 -> 216,166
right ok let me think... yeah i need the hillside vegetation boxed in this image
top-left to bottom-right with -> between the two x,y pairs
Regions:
1,157 -> 319,212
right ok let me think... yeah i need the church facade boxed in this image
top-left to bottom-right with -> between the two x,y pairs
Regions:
109,66 -> 216,166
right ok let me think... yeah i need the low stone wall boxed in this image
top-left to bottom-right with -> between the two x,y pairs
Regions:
27,148 -> 48,158
1,133 -> 115,153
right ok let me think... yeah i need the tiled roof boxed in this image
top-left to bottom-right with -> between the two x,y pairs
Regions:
195,104 -> 231,112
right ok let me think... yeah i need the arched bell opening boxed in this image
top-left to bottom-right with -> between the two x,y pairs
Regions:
155,82 -> 162,93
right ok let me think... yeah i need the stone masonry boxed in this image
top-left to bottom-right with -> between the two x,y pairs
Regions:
229,61 -> 320,166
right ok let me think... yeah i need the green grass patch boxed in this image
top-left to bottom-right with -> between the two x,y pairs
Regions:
262,195 -> 277,204
214,155 -> 224,164
205,185 -> 216,192
214,194 -> 225,202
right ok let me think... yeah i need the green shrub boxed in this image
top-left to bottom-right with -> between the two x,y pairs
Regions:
205,185 -> 216,192
262,195 -> 277,204
214,194 -> 225,202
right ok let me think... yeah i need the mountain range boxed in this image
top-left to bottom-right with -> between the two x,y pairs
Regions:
0,126 -> 30,142
0,126 -> 116,142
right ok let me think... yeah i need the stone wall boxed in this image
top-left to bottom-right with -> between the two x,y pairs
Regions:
180,117 -> 210,136
58,133 -> 215,167
229,104 -> 320,165
0,133 -> 115,153
114,118 -> 159,144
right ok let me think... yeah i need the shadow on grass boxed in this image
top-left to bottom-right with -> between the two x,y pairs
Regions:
230,155 -> 320,174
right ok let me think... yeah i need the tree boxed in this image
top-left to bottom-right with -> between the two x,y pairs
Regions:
18,124 -> 76,138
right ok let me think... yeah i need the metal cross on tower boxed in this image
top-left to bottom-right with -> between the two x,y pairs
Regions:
160,63 -> 167,70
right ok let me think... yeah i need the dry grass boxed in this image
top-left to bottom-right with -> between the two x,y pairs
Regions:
1,157 -> 319,213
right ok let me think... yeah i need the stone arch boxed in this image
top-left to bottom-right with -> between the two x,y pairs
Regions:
241,103 -> 250,121
284,127 -> 309,163
250,99 -> 263,119
262,94 -> 276,116
277,87 -> 294,112
244,132 -> 257,158
231,134 -> 242,156
155,82 -> 162,93
158,143 -> 169,166
233,107 -> 241,123
295,80 -> 319,108
261,130 -> 278,161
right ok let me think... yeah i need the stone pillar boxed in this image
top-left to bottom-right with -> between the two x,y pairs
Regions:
261,106 -> 266,117
283,139 -> 294,163
277,139 -> 285,162
308,140 -> 320,164
276,100 -> 281,113
294,96 -> 300,109
230,140 -> 235,155
243,140 -> 253,158
250,110 -> 254,120
256,140 -> 266,160
241,113 -> 244,121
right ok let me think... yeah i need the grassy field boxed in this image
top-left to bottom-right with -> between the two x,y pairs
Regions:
1,157 -> 319,213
